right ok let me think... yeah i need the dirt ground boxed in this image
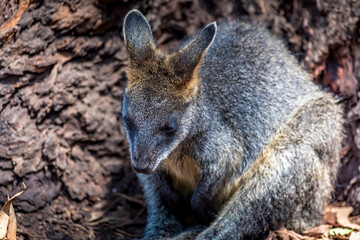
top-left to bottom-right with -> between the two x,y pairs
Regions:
0,0 -> 360,239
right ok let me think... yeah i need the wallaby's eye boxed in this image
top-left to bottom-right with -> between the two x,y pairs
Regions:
161,122 -> 178,134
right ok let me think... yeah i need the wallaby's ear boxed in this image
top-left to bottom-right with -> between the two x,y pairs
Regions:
123,10 -> 155,65
172,22 -> 217,81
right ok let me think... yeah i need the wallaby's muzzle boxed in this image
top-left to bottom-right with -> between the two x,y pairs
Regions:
131,161 -> 152,174
130,145 -> 158,174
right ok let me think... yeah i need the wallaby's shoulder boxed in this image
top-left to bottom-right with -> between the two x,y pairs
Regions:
201,19 -> 316,99
210,20 -> 284,51
204,20 -> 298,71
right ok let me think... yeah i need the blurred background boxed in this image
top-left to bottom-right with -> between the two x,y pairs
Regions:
0,0 -> 359,239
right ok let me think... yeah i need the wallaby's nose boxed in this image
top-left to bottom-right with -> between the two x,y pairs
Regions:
132,161 -> 152,174
131,142 -> 155,174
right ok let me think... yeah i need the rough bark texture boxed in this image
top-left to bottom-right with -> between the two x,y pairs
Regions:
0,0 -> 359,239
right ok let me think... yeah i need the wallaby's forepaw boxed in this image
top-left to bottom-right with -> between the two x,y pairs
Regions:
168,225 -> 206,240
194,226 -> 218,240
142,219 -> 183,240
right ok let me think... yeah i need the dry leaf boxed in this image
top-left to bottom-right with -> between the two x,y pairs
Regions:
275,227 -> 306,240
324,211 -> 337,226
0,209 -> 10,239
325,206 -> 360,230
350,231 -> 360,240
303,224 -> 332,237
337,207 -> 360,230
7,203 -> 17,240
265,231 -> 278,240
277,230 -> 290,240
0,182 -> 26,240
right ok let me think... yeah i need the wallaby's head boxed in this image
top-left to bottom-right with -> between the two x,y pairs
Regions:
122,10 -> 217,174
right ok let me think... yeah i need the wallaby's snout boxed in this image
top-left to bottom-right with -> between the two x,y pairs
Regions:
130,141 -> 157,174
130,148 -> 150,174
131,159 -> 152,174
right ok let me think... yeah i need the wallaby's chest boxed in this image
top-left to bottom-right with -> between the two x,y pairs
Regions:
164,154 -> 199,198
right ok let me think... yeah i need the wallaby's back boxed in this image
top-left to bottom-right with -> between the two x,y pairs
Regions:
200,21 -> 340,171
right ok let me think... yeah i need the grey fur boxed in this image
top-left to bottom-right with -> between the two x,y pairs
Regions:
122,10 -> 343,240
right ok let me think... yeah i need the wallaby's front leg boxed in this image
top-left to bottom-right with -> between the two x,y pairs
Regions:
138,174 -> 184,240
190,132 -> 239,222
168,225 -> 206,240
195,146 -> 327,240
190,162 -> 223,222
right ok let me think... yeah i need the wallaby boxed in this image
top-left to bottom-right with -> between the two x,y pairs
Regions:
121,9 -> 343,240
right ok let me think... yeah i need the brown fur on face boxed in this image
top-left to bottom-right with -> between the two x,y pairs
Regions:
125,49 -> 201,101
123,15 -> 216,101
